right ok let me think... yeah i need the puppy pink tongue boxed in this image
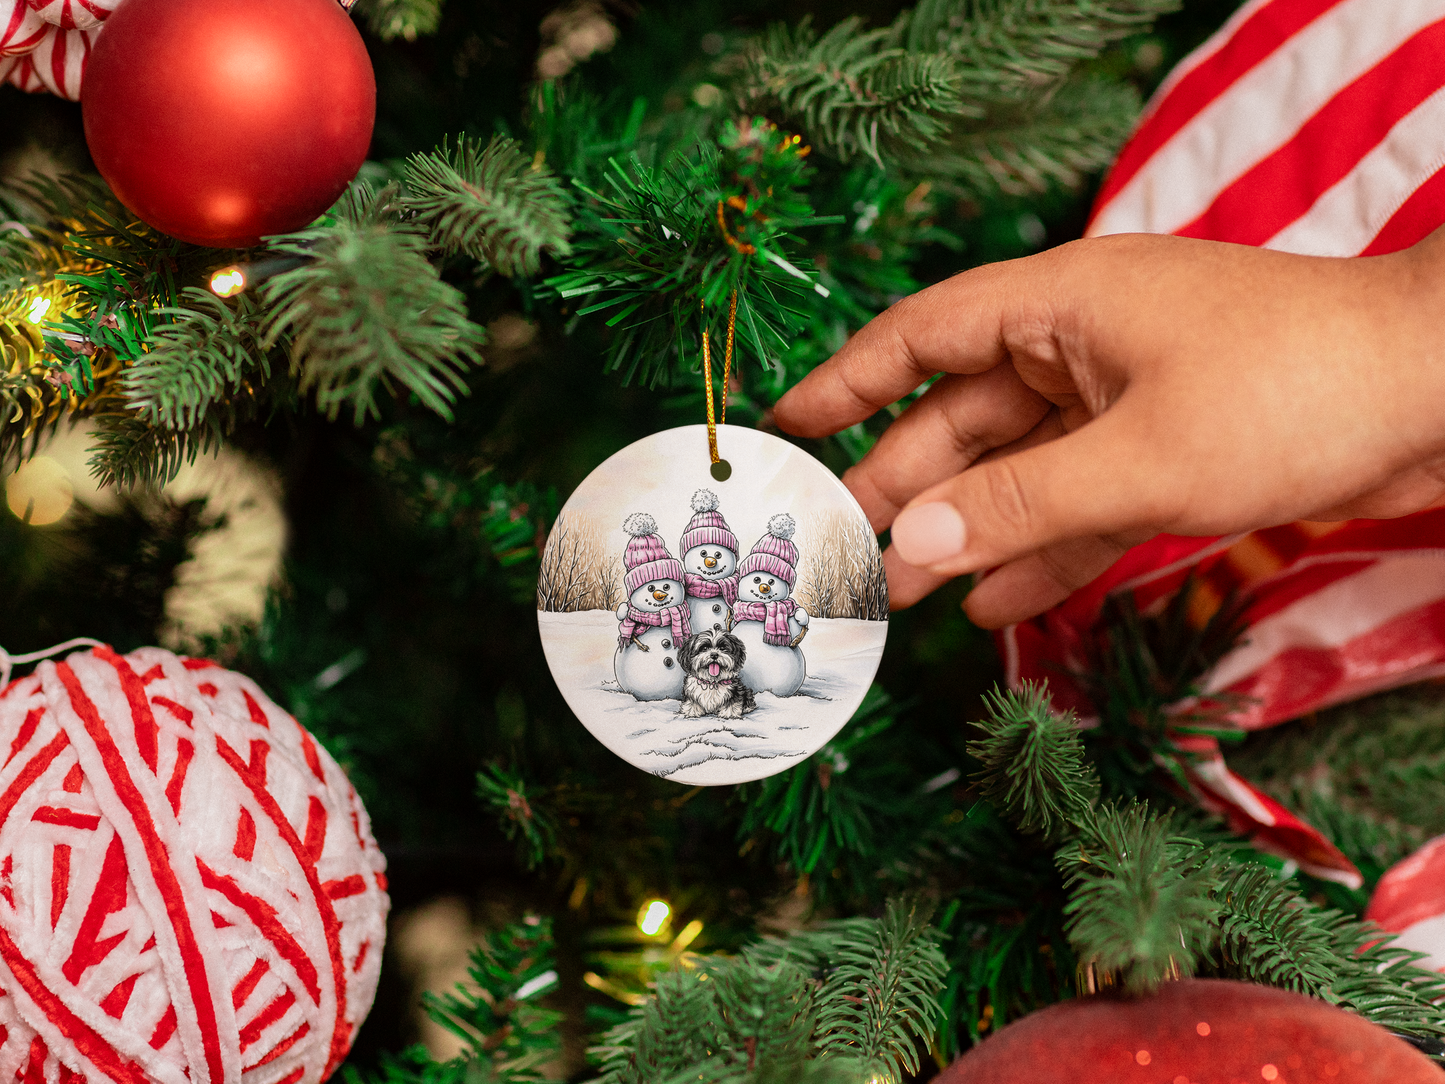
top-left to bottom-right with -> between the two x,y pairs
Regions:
708,663 -> 721,677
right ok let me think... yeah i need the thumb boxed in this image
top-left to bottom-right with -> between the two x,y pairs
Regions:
888,406 -> 1173,575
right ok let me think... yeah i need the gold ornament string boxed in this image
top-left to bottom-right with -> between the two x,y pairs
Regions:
701,289 -> 738,472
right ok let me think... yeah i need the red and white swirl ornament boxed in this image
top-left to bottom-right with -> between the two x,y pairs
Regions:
19,23 -> 91,98
26,0 -> 118,31
1,0 -> 109,96
0,0 -> 46,55
0,642 -> 388,1084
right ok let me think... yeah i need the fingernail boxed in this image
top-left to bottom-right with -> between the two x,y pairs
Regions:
892,503 -> 966,567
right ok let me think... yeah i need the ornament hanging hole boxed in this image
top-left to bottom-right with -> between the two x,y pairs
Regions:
711,460 -> 732,481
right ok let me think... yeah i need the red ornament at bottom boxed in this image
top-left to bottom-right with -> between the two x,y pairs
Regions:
81,0 -> 375,247
937,979 -> 1444,1084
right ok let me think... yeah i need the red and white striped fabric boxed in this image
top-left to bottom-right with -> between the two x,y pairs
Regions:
0,0 -> 46,56
0,646 -> 388,1084
1366,835 -> 1445,971
22,23 -> 91,99
26,0 -> 118,31
1005,0 -> 1445,885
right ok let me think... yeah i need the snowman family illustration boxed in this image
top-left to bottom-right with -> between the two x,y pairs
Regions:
613,489 -> 811,710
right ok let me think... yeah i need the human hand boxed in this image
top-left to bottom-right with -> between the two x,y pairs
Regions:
774,228 -> 1445,628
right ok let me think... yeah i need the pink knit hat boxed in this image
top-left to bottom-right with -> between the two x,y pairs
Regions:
622,513 -> 685,594
679,489 -> 738,554
738,513 -> 798,586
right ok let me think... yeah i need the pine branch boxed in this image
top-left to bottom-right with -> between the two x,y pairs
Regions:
119,289 -> 270,429
968,681 -> 1098,839
894,0 -> 1181,104
1212,862 -> 1445,1041
589,969 -> 720,1084
546,119 -> 825,387
594,901 -> 947,1084
739,18 -> 967,163
359,0 -> 442,42
1058,803 -> 1220,993
476,765 -> 559,870
927,75 -> 1143,197
86,408 -> 228,488
734,686 -> 906,898
403,135 -> 573,277
808,898 -> 949,1080
421,916 -> 563,1081
261,184 -> 485,424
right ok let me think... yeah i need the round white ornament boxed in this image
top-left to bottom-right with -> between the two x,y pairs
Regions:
537,424 -> 888,785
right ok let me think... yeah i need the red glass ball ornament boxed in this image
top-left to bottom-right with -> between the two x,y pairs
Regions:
937,979 -> 1445,1084
81,0 -> 375,247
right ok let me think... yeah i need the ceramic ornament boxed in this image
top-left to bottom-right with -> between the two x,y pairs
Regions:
537,424 -> 888,785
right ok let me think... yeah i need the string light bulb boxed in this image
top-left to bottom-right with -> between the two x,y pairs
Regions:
637,899 -> 670,936
210,266 -> 247,297
25,297 -> 52,324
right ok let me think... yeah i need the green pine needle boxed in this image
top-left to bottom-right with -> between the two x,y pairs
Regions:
1059,803 -> 1220,993
1212,863 -> 1445,1041
262,185 -> 485,424
421,916 -> 564,1080
120,289 -> 269,430
808,898 -> 948,1080
86,410 -> 227,489
896,0 -> 1182,102
741,18 -> 967,164
969,682 -> 1099,840
403,135 -> 574,277
594,899 -> 946,1084
928,75 -> 1144,197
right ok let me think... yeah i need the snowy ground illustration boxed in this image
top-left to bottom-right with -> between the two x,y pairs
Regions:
539,609 -> 888,785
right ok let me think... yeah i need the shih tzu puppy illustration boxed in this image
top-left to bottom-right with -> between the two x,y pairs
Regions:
677,628 -> 757,720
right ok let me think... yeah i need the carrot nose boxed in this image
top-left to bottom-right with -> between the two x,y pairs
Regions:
653,590 -> 668,601
704,557 -> 716,567
759,584 -> 770,594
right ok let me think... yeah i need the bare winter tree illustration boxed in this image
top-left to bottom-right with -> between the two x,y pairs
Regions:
536,513 -> 619,612
794,512 -> 888,620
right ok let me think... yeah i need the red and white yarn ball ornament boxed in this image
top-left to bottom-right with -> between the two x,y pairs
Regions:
0,0 -> 110,98
935,979 -> 1445,1084
0,641 -> 388,1084
1366,833 -> 1445,973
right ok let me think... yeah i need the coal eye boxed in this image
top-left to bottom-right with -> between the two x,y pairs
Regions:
646,584 -> 655,591
753,577 -> 761,583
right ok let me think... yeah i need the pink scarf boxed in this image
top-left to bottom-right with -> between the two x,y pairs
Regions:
732,599 -> 797,646
685,573 -> 738,605
618,603 -> 691,649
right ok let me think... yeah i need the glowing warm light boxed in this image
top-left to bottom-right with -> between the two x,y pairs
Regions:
1135,1049 -> 1152,1066
670,918 -> 703,953
1261,1067 -> 1278,1082
1196,1021 -> 1211,1036
210,267 -> 247,297
637,899 -> 670,936
25,296 -> 51,324
5,455 -> 74,526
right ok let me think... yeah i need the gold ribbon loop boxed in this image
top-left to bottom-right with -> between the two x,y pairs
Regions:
701,289 -> 738,465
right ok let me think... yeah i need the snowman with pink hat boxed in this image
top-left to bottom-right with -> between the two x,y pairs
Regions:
613,513 -> 690,701
731,513 -> 811,697
679,489 -> 741,635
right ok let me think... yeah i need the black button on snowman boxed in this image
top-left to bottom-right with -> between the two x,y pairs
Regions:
613,490 -> 811,702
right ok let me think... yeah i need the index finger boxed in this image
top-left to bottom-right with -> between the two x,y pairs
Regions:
774,255 -> 1049,437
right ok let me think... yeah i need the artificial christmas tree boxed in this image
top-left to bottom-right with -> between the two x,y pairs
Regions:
5,0 -> 1445,1082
